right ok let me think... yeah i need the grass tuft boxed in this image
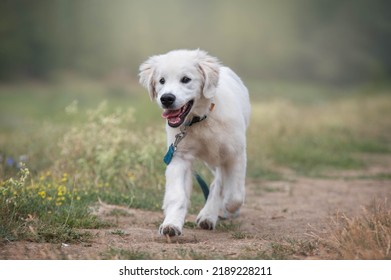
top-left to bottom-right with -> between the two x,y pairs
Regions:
102,247 -> 152,260
320,199 -> 391,259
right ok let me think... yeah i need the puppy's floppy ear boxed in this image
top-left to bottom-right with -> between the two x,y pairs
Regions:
197,50 -> 220,99
139,56 -> 158,101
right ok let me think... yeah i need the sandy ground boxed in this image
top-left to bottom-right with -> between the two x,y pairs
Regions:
1,156 -> 391,260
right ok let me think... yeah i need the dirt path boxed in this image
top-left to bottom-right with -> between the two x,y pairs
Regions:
1,159 -> 391,259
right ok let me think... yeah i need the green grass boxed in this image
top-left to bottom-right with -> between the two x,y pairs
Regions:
102,247 -> 152,260
111,229 -> 126,236
264,240 -> 317,260
231,231 -> 252,240
248,92 -> 391,176
1,80 -> 391,243
174,247 -> 211,260
216,220 -> 241,232
108,208 -> 134,217
0,80 -> 159,128
0,166 -> 111,242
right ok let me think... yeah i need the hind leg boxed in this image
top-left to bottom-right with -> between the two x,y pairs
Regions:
221,153 -> 246,216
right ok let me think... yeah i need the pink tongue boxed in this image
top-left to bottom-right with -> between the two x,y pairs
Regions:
162,109 -> 181,119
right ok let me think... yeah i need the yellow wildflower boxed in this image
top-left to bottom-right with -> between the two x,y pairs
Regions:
57,185 -> 67,196
38,190 -> 46,199
127,171 -> 136,181
61,173 -> 68,183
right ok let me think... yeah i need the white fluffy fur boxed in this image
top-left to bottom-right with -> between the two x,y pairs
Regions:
139,49 -> 250,236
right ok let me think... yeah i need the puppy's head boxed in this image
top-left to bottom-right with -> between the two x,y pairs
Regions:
139,49 -> 220,128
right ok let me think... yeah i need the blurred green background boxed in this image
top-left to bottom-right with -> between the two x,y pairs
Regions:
1,0 -> 391,175
1,0 -> 390,84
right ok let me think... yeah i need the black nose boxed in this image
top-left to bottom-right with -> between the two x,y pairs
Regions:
160,93 -> 176,107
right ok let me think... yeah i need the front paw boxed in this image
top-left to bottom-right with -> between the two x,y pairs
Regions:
159,224 -> 182,237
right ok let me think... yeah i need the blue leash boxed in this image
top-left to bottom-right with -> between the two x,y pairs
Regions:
194,173 -> 209,200
163,116 -> 210,201
163,144 -> 209,201
163,152 -> 209,200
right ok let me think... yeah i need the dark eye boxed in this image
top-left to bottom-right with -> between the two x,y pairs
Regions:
159,77 -> 165,85
181,76 -> 191,84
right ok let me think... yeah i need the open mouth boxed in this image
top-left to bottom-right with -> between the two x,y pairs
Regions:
161,100 -> 194,127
